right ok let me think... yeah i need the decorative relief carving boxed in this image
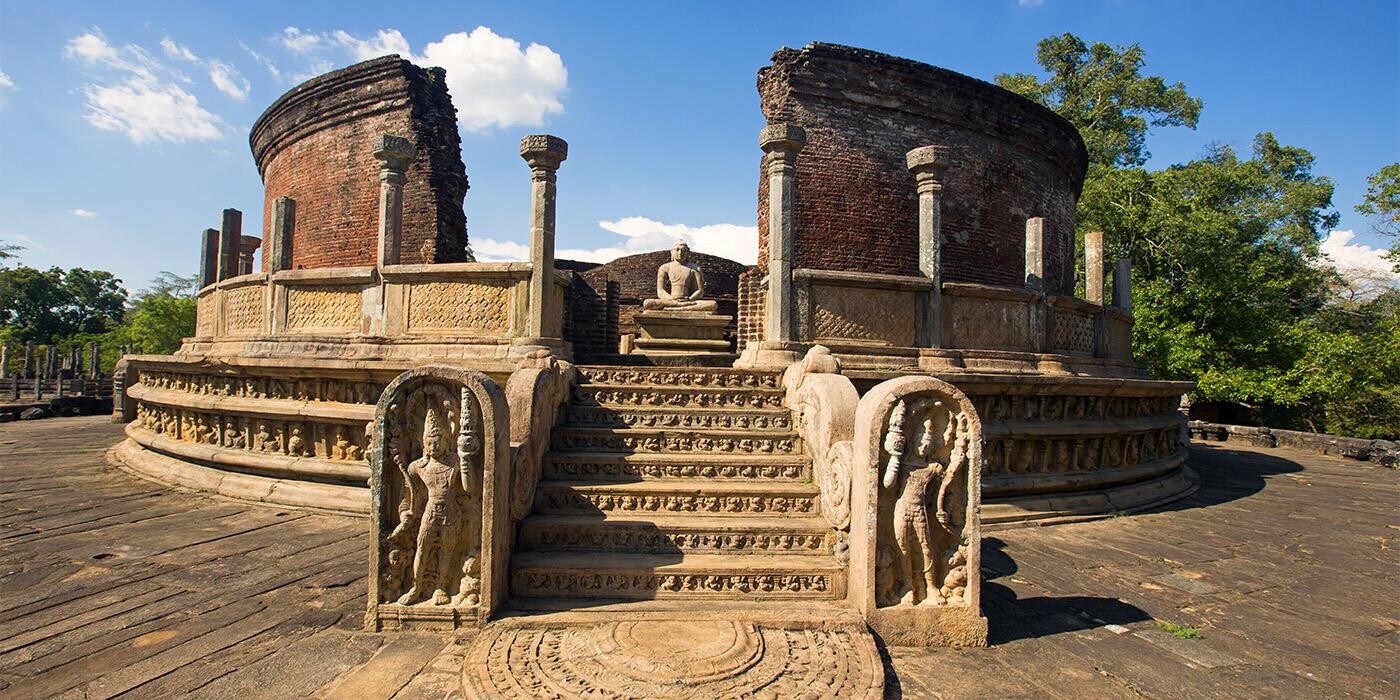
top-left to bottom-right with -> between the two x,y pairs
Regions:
368,366 -> 509,631
810,285 -> 915,346
877,397 -> 974,607
563,406 -> 791,431
574,385 -> 784,409
1050,307 -> 1095,355
551,431 -> 797,455
516,571 -> 831,597
545,458 -> 806,481
505,351 -> 575,522
196,294 -> 216,337
538,490 -> 817,515
139,370 -> 383,405
579,367 -> 779,389
462,621 -> 883,700
132,401 -> 367,462
983,427 -> 1183,476
969,393 -> 1180,423
782,346 -> 858,532
222,285 -> 265,335
285,285 -> 361,332
406,281 -> 511,333
525,527 -> 828,554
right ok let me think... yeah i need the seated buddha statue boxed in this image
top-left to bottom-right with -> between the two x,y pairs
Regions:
642,241 -> 718,313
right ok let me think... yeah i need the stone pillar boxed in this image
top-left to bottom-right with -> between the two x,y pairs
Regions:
1024,218 -> 1046,291
760,124 -> 806,343
907,145 -> 950,348
34,350 -> 43,401
238,236 -> 261,276
217,209 -> 243,282
0,343 -> 9,380
373,134 -> 416,267
1025,218 -> 1048,353
1113,258 -> 1133,314
22,342 -> 32,379
45,346 -> 57,379
1084,231 -> 1105,304
88,342 -> 100,379
199,228 -> 220,289
267,196 -> 296,273
519,134 -> 568,338
70,346 -> 82,378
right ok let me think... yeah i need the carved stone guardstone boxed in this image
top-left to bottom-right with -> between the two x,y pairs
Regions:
367,365 -> 510,631
632,240 -> 733,358
850,375 -> 987,647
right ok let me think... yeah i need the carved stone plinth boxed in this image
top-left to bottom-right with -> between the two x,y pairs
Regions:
630,310 -> 732,360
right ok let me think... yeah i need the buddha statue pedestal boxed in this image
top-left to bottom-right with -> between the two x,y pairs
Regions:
625,241 -> 736,363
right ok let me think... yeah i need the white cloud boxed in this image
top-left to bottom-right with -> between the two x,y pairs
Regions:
160,36 -> 250,100
70,208 -> 99,218
160,37 -> 198,62
0,232 -> 51,253
0,69 -> 13,107
333,28 -> 411,61
474,218 -> 757,266
277,26 -> 567,132
418,27 -> 566,131
241,42 -> 281,80
280,27 -> 323,54
1018,0 -> 1046,6
64,31 -> 224,143
1320,229 -> 1399,299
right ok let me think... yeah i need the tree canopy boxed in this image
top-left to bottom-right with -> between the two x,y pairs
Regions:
998,33 -> 1397,438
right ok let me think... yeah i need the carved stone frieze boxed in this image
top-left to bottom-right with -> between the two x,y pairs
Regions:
550,430 -> 798,455
515,571 -> 832,597
222,285 -> 265,335
983,427 -> 1182,476
969,393 -> 1180,423
138,369 -> 383,405
544,458 -> 806,481
563,405 -> 791,431
537,490 -> 817,515
578,367 -> 779,389
132,400 -> 367,462
285,285 -> 361,332
573,384 -> 784,409
523,526 -> 829,554
406,280 -> 511,333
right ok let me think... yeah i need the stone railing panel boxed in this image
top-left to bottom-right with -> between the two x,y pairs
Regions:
942,283 -> 1035,353
1105,308 -> 1133,359
1047,296 -> 1097,357
284,285 -> 365,334
406,280 -> 514,335
196,290 -> 218,338
795,270 -> 930,347
222,280 -> 268,337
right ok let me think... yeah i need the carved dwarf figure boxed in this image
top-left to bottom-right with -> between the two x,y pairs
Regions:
642,241 -> 718,312
394,407 -> 468,606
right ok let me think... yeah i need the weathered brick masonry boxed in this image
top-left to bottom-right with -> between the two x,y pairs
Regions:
251,56 -> 470,270
756,43 -> 1087,294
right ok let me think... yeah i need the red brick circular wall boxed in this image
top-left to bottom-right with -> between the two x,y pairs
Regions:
757,44 -> 1088,294
250,56 -> 470,271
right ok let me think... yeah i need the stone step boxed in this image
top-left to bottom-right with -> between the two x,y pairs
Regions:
534,480 -> 821,517
577,365 -> 781,390
570,383 -> 785,410
518,513 -> 834,555
550,427 -> 800,456
510,552 -> 844,600
562,404 -> 793,432
543,452 -> 810,482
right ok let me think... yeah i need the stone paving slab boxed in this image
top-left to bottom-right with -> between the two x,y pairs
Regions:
0,416 -> 1395,698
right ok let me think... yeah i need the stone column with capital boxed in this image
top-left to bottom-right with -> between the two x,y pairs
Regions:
217,209 -> 242,282
238,236 -> 261,276
520,134 -> 568,339
373,135 -> 416,267
907,145 -> 950,347
760,124 -> 806,343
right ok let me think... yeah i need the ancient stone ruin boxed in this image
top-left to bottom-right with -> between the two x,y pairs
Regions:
108,42 -> 1195,697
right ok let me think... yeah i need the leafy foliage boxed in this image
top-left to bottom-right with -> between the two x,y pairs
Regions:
1001,33 -> 1397,438
0,266 -> 127,344
1356,163 -> 1400,270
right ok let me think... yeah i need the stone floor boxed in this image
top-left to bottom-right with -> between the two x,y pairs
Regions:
0,416 -> 1394,699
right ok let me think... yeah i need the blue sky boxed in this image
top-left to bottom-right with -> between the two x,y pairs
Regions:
0,0 -> 1396,292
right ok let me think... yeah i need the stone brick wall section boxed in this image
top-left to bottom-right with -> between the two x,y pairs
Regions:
1190,421 -> 1399,468
736,269 -> 765,344
250,56 -> 470,271
755,43 -> 1087,294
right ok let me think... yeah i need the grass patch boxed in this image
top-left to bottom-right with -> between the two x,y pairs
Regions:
1157,620 -> 1201,639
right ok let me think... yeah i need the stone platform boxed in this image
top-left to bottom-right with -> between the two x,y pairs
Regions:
0,416 -> 1395,698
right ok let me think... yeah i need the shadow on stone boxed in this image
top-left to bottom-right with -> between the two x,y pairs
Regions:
1150,444 -> 1305,514
979,537 -> 1151,645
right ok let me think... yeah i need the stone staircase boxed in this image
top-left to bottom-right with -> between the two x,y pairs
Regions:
511,365 -> 844,604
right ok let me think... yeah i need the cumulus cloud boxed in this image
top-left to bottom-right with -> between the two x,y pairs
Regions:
472,217 -> 758,266
70,208 -> 99,218
276,26 -> 567,132
64,31 -> 224,143
0,69 -> 14,107
1320,229 -> 1399,299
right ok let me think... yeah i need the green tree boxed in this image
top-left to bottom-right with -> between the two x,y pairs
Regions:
0,266 -> 72,343
996,33 -> 1202,170
1356,163 -> 1400,271
101,271 -> 197,364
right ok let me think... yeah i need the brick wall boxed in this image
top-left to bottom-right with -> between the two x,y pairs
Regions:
736,269 -> 765,345
250,56 -> 470,271
755,43 -> 1087,295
